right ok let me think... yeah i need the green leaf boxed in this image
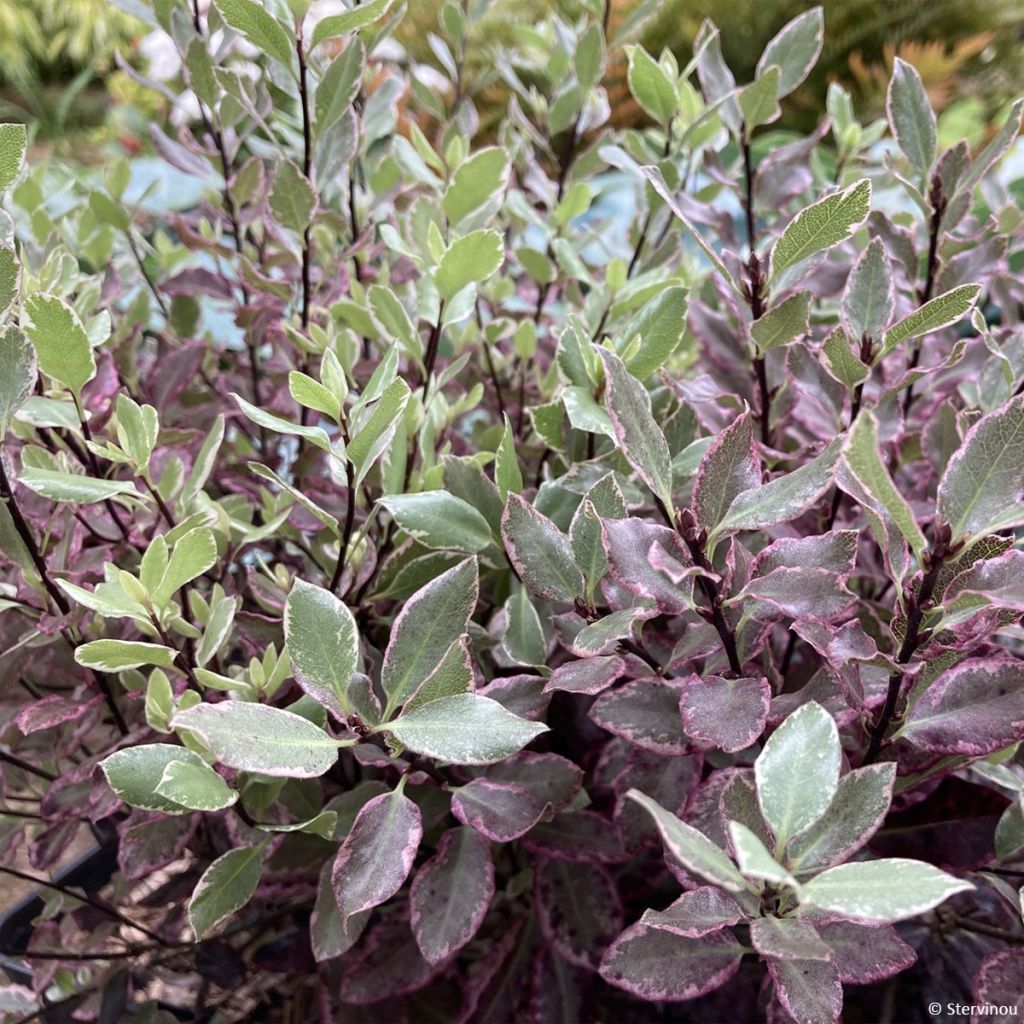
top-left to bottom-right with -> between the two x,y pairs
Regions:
599,348 -> 674,511
231,392 -> 333,451
887,57 -> 936,177
843,411 -> 926,562
381,557 -> 478,716
23,294 -> 96,397
0,123 -> 27,190
494,415 -> 523,501
385,693 -> 547,765
750,290 -> 811,353
841,239 -> 893,341
368,286 -> 421,362
76,640 -> 177,672
769,179 -> 871,281
380,491 -> 494,553
156,759 -> 238,811
311,0 -> 395,48
728,821 -> 796,888
347,377 -> 411,485
436,230 -> 504,301
620,285 -> 689,380
100,744 -> 211,813
0,244 -> 19,317
570,474 -> 627,601
822,327 -> 869,391
153,527 -> 217,608
501,493 -> 584,604
285,578 -> 359,719
754,702 -> 840,852
738,66 -> 780,131
755,6 -> 823,97
270,160 -> 317,233
502,587 -> 546,666
17,467 -> 138,505
249,462 -> 339,534
707,438 -> 842,548
878,283 -> 980,359
442,148 -> 510,226
798,858 -> 973,922
289,371 -> 341,421
937,394 -> 1024,543
173,701 -> 346,778
188,846 -> 263,939
627,790 -> 749,892
405,636 -> 474,712
315,39 -> 365,136
214,0 -> 295,69
625,46 -> 677,125
749,917 -> 833,962
0,327 -> 35,434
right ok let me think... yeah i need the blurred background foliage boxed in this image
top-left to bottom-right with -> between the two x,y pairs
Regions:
4,0 -> 1023,156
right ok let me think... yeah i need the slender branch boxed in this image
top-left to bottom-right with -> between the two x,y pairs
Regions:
741,135 -> 771,447
297,27 -> 314,331
329,423 -> 357,595
0,748 -> 56,781
126,231 -> 170,318
862,525 -> 955,765
421,307 -> 445,398
0,458 -> 70,616
0,865 -> 176,946
72,396 -> 132,542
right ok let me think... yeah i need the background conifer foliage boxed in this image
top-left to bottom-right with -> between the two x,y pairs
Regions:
1,1 -> 1023,1020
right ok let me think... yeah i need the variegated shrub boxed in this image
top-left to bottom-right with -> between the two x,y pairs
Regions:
1,1 -> 1023,1020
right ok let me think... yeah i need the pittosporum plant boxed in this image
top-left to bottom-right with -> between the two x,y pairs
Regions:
1,0 -> 1023,1020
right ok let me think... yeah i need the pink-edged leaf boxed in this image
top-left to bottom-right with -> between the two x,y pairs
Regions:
599,922 -> 743,1002
117,813 -> 195,881
410,826 -> 494,964
521,810 -> 628,863
451,778 -> 547,842
17,694 -> 101,735
601,517 -> 694,614
331,789 -> 422,923
899,658 -> 1024,756
735,566 -> 854,620
476,673 -> 551,721
535,857 -> 624,969
337,917 -> 440,1004
750,918 -> 833,962
720,770 -> 773,854
545,655 -> 624,695
680,675 -> 770,753
767,957 -> 842,1024
613,748 -> 703,851
590,679 -> 689,755
530,947 -> 587,1024
749,531 -> 859,578
813,921 -> 915,984
639,887 -> 745,938
692,413 -> 761,533
941,548 -> 1024,621
501,493 -> 583,603
973,948 -> 1024,1016
485,751 -> 583,814
786,763 -> 895,873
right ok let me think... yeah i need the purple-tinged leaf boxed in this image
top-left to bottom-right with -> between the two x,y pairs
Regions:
897,658 -> 1024,756
680,675 -> 769,753
501,493 -> 583,603
598,347 -> 675,510
572,608 -> 647,656
535,857 -> 623,969
590,679 -> 689,755
613,748 -> 703,851
451,778 -> 547,842
380,557 -> 478,716
476,673 -> 551,721
410,827 -> 494,964
692,413 -> 761,533
545,655 -> 624,695
602,517 -> 694,614
886,57 -> 936,177
599,922 -> 742,1002
936,394 -> 1024,544
751,917 -> 833,962
973,948 -> 1024,1017
337,917 -> 439,1004
750,531 -> 858,578
530,947 -> 587,1024
486,752 -> 583,814
640,887 -> 745,938
734,566 -> 854,620
522,810 -> 628,864
767,957 -> 842,1024
16,694 -> 99,735
786,763 -> 895,873
814,921 -> 915,984
331,788 -> 422,924
118,813 -> 195,881
941,549 -> 1024,623
721,771 -> 773,853
756,6 -> 823,97
311,860 -> 368,962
